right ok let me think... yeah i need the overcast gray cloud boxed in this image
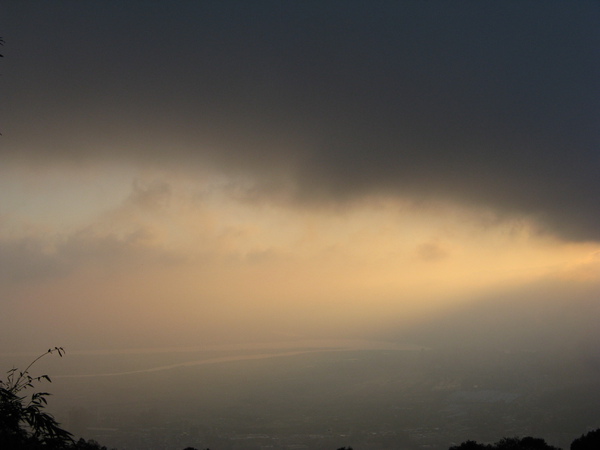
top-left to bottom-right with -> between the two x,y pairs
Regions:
2,1 -> 599,240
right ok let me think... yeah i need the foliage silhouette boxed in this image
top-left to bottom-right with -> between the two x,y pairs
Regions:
449,440 -> 491,450
71,438 -> 109,450
0,347 -> 74,449
494,436 -> 559,450
450,436 -> 560,450
570,429 -> 600,450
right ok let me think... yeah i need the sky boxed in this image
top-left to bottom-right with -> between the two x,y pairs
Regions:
1,1 -> 599,354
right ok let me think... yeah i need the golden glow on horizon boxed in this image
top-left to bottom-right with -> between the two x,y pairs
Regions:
2,164 -> 599,349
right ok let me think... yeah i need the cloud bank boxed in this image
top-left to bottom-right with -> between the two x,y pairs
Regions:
2,1 -> 599,241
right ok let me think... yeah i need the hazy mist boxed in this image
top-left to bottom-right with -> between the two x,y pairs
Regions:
1,2 -> 600,449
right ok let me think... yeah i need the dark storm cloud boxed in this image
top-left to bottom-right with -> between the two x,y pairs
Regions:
2,1 -> 599,240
